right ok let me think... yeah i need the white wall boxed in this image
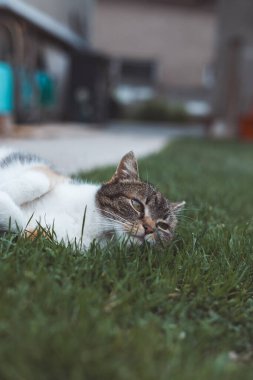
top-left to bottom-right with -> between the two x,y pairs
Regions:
94,1 -> 216,87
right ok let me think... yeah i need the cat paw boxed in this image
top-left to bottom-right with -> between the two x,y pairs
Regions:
0,191 -> 24,232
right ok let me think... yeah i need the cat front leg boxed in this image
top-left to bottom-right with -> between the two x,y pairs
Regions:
0,191 -> 24,232
0,166 -> 65,206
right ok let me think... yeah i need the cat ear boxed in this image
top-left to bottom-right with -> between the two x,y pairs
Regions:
171,201 -> 186,214
108,151 -> 139,183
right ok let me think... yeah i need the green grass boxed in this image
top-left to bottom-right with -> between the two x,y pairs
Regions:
1,139 -> 253,380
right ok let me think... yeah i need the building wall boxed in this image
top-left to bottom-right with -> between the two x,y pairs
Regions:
94,0 -> 216,87
213,0 -> 253,130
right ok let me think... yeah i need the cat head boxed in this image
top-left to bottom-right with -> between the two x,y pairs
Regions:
96,151 -> 185,245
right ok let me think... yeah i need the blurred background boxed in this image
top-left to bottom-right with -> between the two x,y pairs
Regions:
0,0 -> 253,169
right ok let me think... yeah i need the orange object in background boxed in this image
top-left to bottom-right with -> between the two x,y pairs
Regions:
239,115 -> 253,140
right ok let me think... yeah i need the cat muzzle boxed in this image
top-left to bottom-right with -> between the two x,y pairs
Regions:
143,224 -> 154,235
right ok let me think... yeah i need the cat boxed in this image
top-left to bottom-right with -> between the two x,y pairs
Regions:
0,148 -> 185,249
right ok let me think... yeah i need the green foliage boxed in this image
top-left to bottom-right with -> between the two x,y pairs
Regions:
1,140 -> 253,379
130,99 -> 189,123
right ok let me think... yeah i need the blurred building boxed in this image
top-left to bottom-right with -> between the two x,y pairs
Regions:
0,0 -> 109,130
21,0 -> 93,41
94,0 -> 217,106
213,0 -> 253,138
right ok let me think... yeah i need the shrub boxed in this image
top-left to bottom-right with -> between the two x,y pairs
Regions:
131,99 -> 189,123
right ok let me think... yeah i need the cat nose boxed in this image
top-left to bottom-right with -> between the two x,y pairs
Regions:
143,224 -> 154,235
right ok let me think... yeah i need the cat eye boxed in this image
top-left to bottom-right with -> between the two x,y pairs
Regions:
131,199 -> 144,214
156,222 -> 169,231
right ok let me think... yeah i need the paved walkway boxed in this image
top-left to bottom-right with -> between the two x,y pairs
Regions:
0,122 -> 204,174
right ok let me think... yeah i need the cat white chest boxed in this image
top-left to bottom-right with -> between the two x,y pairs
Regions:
21,182 -> 102,247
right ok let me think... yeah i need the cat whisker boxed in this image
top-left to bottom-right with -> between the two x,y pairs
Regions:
93,222 -> 123,230
104,216 -> 131,229
98,216 -> 137,235
102,210 -> 130,224
94,216 -> 129,230
177,215 -> 195,221
99,213 -> 126,225
96,207 -> 131,226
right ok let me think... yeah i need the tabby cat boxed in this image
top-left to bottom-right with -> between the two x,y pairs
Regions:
0,148 -> 185,248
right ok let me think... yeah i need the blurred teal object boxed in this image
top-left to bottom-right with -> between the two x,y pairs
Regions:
35,71 -> 55,107
19,69 -> 33,109
0,61 -> 14,114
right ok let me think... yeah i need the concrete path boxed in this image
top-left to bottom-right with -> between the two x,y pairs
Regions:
0,122 -> 204,174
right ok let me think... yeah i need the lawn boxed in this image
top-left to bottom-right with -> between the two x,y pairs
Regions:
1,139 -> 253,380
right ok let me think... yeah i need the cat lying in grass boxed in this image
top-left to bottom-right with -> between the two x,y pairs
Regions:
0,148 -> 185,248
